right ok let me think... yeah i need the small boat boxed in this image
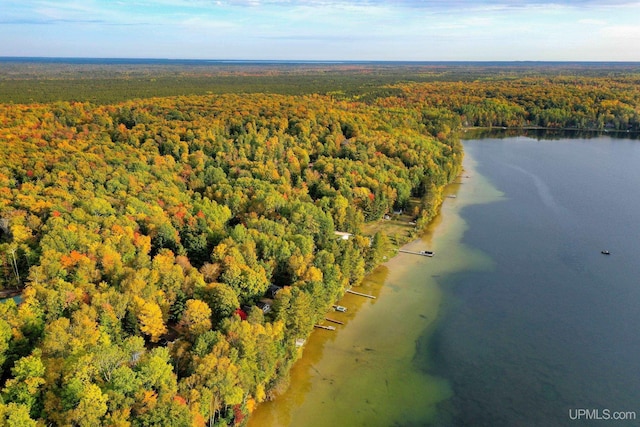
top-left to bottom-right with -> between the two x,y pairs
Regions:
447,195 -> 457,198
419,250 -> 435,257
334,305 -> 347,312
601,250 -> 610,255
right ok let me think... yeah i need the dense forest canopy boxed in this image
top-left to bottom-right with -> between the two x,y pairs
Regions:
0,61 -> 638,426
0,86 -> 460,425
1,60 -> 640,129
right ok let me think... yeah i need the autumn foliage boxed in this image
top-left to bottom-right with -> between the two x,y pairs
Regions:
1,64 -> 638,425
0,89 -> 461,425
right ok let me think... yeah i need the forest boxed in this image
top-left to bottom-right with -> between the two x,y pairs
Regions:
0,61 -> 639,426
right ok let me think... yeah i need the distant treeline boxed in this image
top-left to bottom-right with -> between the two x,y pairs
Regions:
2,61 -> 639,131
387,76 -> 640,132
0,62 -> 639,426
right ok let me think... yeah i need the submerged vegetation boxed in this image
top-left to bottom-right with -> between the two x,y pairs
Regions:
0,61 -> 638,425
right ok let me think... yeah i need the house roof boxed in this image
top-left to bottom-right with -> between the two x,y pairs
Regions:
334,231 -> 352,238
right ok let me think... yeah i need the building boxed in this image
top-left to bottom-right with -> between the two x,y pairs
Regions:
256,299 -> 272,314
334,231 -> 353,240
266,285 -> 283,299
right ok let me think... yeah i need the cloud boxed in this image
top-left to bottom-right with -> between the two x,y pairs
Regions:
180,16 -> 237,31
256,34 -> 373,41
7,0 -> 640,24
0,18 -> 105,25
578,18 -> 607,25
218,0 -> 640,7
40,0 -> 639,13
2,0 -> 639,60
601,24 -> 640,39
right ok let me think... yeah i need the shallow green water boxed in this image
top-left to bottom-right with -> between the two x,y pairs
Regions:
252,134 -> 640,426
249,154 -> 501,427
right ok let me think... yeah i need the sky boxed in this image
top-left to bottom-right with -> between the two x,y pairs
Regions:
0,0 -> 639,61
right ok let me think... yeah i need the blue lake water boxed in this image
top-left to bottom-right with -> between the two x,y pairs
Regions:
249,134 -> 640,426
431,135 -> 640,426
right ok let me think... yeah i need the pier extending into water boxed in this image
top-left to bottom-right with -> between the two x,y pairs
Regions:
398,249 -> 434,257
346,289 -> 376,299
314,325 -> 336,331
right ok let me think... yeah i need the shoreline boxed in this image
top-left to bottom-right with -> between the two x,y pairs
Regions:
248,149 -> 501,426
0,289 -> 22,302
462,125 -> 640,135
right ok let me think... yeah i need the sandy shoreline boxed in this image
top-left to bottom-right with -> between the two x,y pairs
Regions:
248,150 -> 502,426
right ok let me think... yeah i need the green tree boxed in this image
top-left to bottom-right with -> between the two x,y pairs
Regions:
200,283 -> 240,325
0,403 -> 38,427
180,299 -> 212,338
366,232 -> 390,272
2,351 -> 45,417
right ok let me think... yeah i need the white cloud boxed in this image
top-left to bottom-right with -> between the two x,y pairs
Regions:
600,24 -> 640,39
578,18 -> 607,25
180,16 -> 238,31
2,0 -> 640,59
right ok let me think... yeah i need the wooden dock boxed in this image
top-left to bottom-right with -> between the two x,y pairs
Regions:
314,325 -> 336,331
398,249 -> 434,257
325,318 -> 344,325
346,289 -> 376,299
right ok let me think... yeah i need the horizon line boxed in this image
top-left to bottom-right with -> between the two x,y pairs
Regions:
2,56 -> 640,65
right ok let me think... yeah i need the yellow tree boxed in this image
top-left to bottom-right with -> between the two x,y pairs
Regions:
134,296 -> 167,343
180,299 -> 212,338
